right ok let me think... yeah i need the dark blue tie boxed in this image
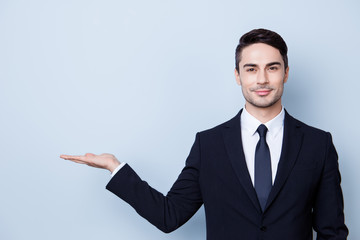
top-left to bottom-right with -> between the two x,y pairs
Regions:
255,124 -> 272,211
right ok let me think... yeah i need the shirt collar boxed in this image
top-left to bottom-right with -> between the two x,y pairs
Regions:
241,106 -> 285,139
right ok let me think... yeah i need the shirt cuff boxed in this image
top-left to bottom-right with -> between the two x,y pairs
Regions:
111,162 -> 126,178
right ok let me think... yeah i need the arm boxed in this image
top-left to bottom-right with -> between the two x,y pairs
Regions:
106,133 -> 203,233
60,134 -> 203,233
312,133 -> 348,239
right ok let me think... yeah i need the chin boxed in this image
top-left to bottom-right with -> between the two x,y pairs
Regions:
249,98 -> 281,109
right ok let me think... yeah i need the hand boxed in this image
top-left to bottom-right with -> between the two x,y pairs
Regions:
60,153 -> 121,173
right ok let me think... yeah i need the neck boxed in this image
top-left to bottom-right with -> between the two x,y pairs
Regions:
245,101 -> 282,123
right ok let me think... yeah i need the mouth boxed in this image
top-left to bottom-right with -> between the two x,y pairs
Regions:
254,89 -> 272,96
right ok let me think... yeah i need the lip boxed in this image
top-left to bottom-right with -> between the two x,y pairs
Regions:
255,89 -> 272,96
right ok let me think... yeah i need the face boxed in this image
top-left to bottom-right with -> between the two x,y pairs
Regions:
235,43 -> 289,110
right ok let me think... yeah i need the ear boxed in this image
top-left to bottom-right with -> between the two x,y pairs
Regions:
234,69 -> 241,86
284,66 -> 289,83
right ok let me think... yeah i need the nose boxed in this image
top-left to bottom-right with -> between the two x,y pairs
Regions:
257,70 -> 269,84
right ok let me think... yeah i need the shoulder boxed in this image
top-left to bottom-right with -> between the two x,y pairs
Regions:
285,110 -> 332,141
196,110 -> 241,139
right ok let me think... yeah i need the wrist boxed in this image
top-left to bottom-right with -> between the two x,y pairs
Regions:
108,157 -> 121,173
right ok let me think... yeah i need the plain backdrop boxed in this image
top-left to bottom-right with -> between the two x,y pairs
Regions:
1,0 -> 359,239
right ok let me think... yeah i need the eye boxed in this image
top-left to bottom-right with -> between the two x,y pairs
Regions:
246,68 -> 256,72
268,66 -> 278,71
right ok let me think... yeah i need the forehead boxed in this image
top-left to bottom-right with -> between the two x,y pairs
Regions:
240,43 -> 283,65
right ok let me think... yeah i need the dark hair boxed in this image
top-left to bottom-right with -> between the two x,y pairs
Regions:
235,28 -> 288,72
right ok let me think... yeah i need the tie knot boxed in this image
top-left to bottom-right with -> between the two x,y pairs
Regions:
257,124 -> 268,138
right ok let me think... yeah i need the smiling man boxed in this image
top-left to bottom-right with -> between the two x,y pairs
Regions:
61,29 -> 348,240
235,42 -> 289,122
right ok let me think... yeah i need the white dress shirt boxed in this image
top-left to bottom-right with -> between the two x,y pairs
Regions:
111,162 -> 125,177
241,107 -> 285,185
111,107 -> 285,181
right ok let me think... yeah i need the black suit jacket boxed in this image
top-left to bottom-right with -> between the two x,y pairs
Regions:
106,110 -> 348,240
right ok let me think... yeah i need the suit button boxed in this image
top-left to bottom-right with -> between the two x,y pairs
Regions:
260,226 -> 267,232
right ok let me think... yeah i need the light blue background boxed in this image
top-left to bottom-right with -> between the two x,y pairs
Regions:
1,0 -> 359,239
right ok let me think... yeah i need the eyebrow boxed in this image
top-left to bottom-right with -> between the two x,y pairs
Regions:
266,62 -> 282,67
242,62 -> 282,68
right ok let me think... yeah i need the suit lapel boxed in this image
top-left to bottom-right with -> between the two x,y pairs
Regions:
264,111 -> 304,211
222,110 -> 262,213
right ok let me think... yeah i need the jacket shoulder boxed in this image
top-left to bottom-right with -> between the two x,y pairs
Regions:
197,112 -> 240,138
286,112 -> 331,139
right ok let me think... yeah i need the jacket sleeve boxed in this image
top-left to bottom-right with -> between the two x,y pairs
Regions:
106,133 -> 203,233
313,133 -> 348,239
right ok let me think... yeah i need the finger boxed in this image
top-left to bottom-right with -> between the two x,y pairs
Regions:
69,159 -> 87,164
68,159 -> 101,168
60,155 -> 87,161
60,154 -> 75,159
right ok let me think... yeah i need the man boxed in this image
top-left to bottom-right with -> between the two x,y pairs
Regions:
61,29 -> 348,239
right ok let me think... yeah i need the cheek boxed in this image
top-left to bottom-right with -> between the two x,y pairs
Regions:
239,74 -> 256,87
269,74 -> 285,86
